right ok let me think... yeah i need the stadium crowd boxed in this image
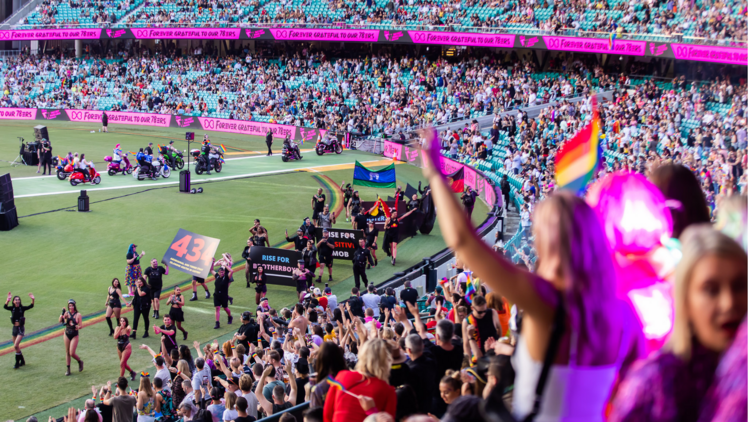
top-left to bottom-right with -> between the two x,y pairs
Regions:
1,45 -> 620,135
440,72 -> 746,265
19,0 -> 749,42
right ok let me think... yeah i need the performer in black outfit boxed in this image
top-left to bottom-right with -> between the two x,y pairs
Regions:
363,221 -> 379,267
340,181 -> 354,222
59,299 -> 83,376
316,229 -> 335,283
292,260 -> 314,302
113,316 -> 136,380
4,292 -> 34,369
211,255 -> 235,329
265,129 -> 273,156
352,238 -> 375,290
154,314 -> 178,356
285,228 -> 309,252
384,208 -> 416,265
144,259 -> 168,319
302,239 -> 318,278
252,266 -> 268,305
105,278 -> 125,336
130,277 -> 151,339
167,286 -> 188,340
348,191 -> 362,229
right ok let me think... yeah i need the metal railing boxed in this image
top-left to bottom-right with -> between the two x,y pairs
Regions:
1,19 -> 746,47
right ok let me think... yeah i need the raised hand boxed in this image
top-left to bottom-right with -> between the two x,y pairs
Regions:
29,293 -> 35,300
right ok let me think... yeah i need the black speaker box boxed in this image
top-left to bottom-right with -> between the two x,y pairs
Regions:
0,207 -> 18,231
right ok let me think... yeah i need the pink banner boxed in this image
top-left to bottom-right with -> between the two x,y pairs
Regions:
269,28 -> 379,42
543,36 -> 646,56
197,117 -> 296,139
404,146 -> 420,164
465,167 -> 477,190
671,44 -> 748,65
383,141 -> 403,161
409,31 -> 514,48
65,110 -> 171,127
0,29 -> 101,40
440,157 -> 464,175
132,28 -> 241,39
484,180 -> 495,207
0,108 -> 36,119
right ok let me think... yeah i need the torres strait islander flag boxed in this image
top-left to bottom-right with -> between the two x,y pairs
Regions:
353,161 -> 397,188
554,96 -> 602,194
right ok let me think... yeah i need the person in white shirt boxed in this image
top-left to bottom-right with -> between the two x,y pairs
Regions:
324,287 -> 337,310
238,374 -> 260,419
76,398 -> 102,422
361,284 -> 381,318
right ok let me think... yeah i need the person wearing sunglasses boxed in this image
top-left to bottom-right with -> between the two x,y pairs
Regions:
462,295 -> 500,360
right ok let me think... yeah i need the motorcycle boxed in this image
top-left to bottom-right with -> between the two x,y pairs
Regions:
191,149 -> 223,174
69,166 -> 101,186
315,138 -> 343,155
161,147 -> 185,170
104,154 -> 134,176
56,159 -> 75,180
133,157 -> 171,180
281,142 -> 302,162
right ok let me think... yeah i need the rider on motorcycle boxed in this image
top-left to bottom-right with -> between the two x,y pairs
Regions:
165,140 -> 179,169
75,153 -> 92,181
284,135 -> 301,159
136,148 -> 156,179
201,138 -> 214,175
113,144 -> 123,166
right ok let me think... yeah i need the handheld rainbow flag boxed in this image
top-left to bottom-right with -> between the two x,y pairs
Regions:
140,371 -> 150,378
465,279 -> 477,304
439,277 -> 449,286
554,96 -> 602,194
326,376 -> 346,391
608,32 -> 617,51
219,144 -> 227,153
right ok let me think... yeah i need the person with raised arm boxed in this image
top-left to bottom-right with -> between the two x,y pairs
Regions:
418,128 -> 643,420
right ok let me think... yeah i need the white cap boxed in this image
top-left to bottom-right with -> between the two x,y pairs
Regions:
313,288 -> 321,296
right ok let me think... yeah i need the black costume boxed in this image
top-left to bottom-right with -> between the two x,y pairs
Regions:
352,246 -> 374,290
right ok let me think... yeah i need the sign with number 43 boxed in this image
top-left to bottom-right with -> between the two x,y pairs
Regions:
162,228 -> 221,279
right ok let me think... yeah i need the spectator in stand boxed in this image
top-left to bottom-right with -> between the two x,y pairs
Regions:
310,342 -> 348,408
100,378 -> 136,422
611,226 -> 747,422
361,284 -> 381,319
650,163 -> 711,239
423,138 -> 644,420
399,280 -> 418,318
324,339 -> 397,422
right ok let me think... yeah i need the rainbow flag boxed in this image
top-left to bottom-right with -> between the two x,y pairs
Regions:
219,144 -> 227,153
465,277 -> 477,304
554,97 -> 602,194
608,32 -> 617,51
326,376 -> 346,391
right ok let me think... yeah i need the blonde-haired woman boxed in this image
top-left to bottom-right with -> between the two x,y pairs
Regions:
136,373 -> 156,422
611,225 -> 747,422
420,133 -> 643,421
323,339 -> 397,422
172,359 -> 192,406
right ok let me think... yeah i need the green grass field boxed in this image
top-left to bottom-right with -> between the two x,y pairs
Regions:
0,120 -> 488,421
